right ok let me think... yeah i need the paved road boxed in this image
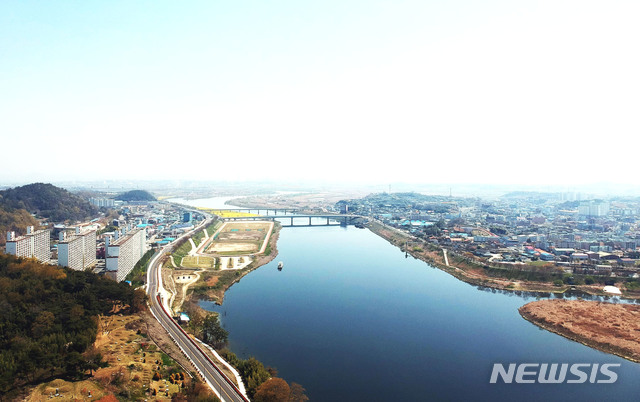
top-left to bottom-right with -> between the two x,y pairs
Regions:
146,215 -> 247,402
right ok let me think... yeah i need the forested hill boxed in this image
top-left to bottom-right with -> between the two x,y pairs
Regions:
115,189 -> 156,202
0,253 -> 145,397
0,207 -> 39,246
0,183 -> 98,222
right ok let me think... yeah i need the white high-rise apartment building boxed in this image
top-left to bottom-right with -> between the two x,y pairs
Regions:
89,197 -> 116,208
578,201 -> 610,217
106,226 -> 146,282
6,226 -> 51,262
58,227 -> 97,271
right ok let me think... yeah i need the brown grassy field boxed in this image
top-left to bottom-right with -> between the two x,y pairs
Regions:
520,299 -> 640,362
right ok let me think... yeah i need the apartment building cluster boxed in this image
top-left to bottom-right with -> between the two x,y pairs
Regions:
58,226 -> 97,271
97,202 -> 202,282
89,197 -> 117,208
4,197 -> 198,283
106,225 -> 147,282
5,226 -> 51,262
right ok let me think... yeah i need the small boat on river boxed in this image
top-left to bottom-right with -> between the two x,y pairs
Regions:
277,261 -> 283,270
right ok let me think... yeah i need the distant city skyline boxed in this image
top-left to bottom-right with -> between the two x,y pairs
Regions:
1,1 -> 638,186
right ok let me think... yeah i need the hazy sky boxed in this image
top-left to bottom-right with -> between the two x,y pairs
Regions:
1,1 -> 638,186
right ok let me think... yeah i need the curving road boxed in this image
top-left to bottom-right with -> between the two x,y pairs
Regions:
146,214 -> 248,402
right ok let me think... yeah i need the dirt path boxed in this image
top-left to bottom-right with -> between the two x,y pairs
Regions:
197,222 -> 227,254
257,221 -> 274,254
188,238 -> 197,256
173,268 -> 205,313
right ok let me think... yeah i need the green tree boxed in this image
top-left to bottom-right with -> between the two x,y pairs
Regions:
423,225 -> 441,237
240,357 -> 271,398
201,314 -> 228,348
0,253 -> 140,395
84,346 -> 106,376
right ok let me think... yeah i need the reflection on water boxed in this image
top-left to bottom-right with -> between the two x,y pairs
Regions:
198,217 -> 640,401
474,285 -> 638,304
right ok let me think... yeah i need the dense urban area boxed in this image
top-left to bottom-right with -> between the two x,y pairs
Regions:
334,191 -> 640,293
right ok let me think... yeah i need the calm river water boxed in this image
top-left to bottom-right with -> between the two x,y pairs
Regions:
177,198 -> 640,401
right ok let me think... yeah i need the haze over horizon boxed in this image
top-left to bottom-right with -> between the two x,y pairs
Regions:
2,1 -> 638,187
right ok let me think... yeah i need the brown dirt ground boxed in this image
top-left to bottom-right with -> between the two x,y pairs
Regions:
203,222 -> 271,256
519,299 -> 640,362
209,243 -> 258,253
206,276 -> 219,287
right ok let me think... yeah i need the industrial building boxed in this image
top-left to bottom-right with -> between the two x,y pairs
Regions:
106,226 -> 147,282
58,227 -> 97,270
5,226 -> 51,262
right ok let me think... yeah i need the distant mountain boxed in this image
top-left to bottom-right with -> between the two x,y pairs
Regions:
114,189 -> 156,202
0,183 -> 98,223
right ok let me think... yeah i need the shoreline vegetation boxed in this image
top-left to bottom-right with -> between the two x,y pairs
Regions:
366,221 -> 640,299
519,300 -> 640,363
165,220 -> 309,401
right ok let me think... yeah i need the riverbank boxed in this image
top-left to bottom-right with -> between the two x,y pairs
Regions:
365,221 -> 640,298
159,221 -> 283,398
177,222 -> 310,400
366,221 -> 570,293
519,299 -> 640,363
202,223 -> 280,305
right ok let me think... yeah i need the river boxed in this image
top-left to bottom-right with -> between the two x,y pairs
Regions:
177,198 -> 640,401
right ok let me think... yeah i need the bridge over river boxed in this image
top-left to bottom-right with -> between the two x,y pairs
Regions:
211,208 -> 298,215
222,214 -> 363,227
